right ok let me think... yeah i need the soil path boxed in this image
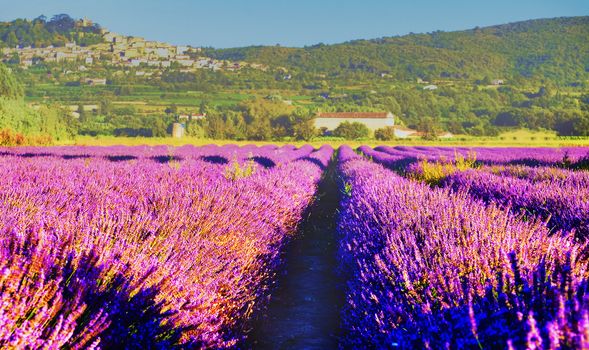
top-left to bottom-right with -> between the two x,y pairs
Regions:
247,162 -> 344,349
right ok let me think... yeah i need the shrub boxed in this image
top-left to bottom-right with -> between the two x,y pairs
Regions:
410,151 -> 478,185
224,156 -> 257,180
374,126 -> 396,141
333,122 -> 370,140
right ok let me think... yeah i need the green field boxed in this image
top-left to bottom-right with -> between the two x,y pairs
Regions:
25,83 -> 322,117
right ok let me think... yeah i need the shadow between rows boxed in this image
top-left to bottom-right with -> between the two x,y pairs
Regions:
246,157 -> 344,349
36,250 -> 184,348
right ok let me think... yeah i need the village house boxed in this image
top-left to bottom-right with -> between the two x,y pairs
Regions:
314,112 -> 395,132
423,84 -> 438,90
156,47 -> 170,58
120,49 -> 140,59
130,58 -> 148,67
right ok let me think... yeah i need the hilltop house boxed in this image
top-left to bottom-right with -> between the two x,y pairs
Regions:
314,112 -> 395,132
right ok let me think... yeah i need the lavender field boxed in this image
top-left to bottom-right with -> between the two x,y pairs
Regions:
1,144 -> 589,349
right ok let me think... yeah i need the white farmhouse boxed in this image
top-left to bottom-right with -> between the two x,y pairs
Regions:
314,112 -> 395,132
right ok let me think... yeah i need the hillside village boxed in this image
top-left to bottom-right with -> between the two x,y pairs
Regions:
0,15 -> 587,141
0,18 -> 264,77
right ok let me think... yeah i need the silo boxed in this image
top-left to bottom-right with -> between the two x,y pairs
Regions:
172,123 -> 185,138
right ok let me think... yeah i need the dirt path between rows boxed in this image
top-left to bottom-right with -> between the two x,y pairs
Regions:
247,161 -> 344,349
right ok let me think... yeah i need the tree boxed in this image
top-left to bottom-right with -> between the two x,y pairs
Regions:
204,112 -> 226,139
555,110 -> 589,136
0,63 -> 23,99
292,109 -> 318,141
77,104 -> 87,123
164,104 -> 178,115
246,117 -> 273,141
33,15 -> 47,24
185,120 -> 205,138
374,126 -> 396,141
416,116 -> 441,140
151,117 -> 168,137
99,99 -> 113,116
333,122 -> 370,139
494,110 -> 520,127
47,14 -> 76,33
199,100 -> 208,114
6,32 -> 18,48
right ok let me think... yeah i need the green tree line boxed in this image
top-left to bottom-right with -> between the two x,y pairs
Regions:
0,14 -> 103,48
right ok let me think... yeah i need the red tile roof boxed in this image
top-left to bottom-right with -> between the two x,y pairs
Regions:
316,112 -> 391,119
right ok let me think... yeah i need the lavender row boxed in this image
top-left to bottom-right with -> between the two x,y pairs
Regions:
0,144 -> 332,348
336,145 -> 588,348
362,145 -> 589,240
375,145 -> 589,168
0,143 -> 315,170
440,169 -> 589,240
478,164 -> 589,187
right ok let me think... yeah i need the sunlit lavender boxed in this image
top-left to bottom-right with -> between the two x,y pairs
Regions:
1,143 -> 589,349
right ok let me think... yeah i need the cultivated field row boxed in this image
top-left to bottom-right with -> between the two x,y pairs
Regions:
0,144 -> 588,348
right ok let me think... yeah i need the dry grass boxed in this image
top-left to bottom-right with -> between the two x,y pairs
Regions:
60,134 -> 589,148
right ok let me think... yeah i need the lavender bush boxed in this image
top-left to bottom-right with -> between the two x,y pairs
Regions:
337,145 -> 589,348
0,144 -> 332,348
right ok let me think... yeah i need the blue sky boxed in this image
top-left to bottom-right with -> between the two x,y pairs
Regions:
0,0 -> 587,48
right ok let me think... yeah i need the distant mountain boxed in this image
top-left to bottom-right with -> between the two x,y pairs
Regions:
0,14 -> 104,48
203,17 -> 589,84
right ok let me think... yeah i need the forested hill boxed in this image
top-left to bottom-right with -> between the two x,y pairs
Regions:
203,16 -> 589,85
0,14 -> 103,48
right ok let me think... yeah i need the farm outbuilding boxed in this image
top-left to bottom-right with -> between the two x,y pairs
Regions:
172,123 -> 185,138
